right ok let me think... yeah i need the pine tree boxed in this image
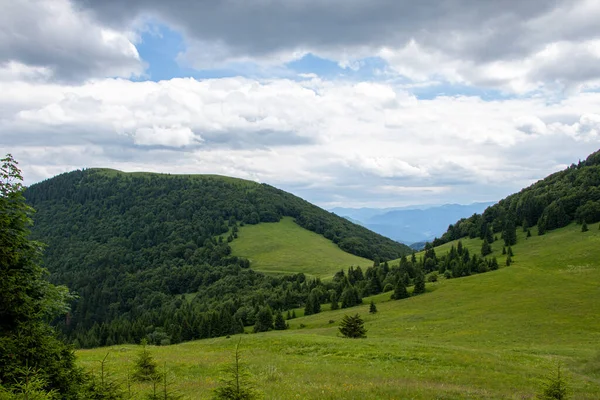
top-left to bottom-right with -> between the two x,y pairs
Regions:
330,292 -> 339,310
0,154 -> 83,396
253,307 -> 273,333
582,221 -> 588,232
537,363 -> 568,400
506,255 -> 512,266
369,300 -> 377,314
338,314 -> 367,339
132,340 -> 161,382
391,279 -> 409,300
481,239 -> 492,256
412,269 -> 426,295
213,339 -> 259,400
527,229 -> 532,238
502,246 -> 506,255
273,311 -> 287,331
503,220 -> 517,246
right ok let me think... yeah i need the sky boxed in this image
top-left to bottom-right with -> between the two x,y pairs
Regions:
1,0 -> 599,208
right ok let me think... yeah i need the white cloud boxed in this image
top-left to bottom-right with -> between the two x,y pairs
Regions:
2,75 -> 599,206
0,0 -> 143,82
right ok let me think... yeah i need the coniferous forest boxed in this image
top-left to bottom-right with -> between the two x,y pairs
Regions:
24,169 -> 411,348
435,149 -> 600,246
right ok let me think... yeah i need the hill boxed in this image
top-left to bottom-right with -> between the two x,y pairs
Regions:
24,168 -> 409,347
436,149 -> 600,245
229,217 -> 371,278
78,221 -> 600,399
332,202 -> 494,244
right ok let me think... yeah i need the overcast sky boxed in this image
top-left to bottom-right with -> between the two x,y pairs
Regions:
1,0 -> 599,207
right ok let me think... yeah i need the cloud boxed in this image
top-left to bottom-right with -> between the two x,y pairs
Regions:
0,0 -> 143,82
2,75 -> 599,207
61,0 -> 600,93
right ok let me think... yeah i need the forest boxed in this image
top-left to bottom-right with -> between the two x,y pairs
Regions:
435,149 -> 600,246
24,169 -> 411,348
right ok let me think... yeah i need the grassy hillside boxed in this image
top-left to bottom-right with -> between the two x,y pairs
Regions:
230,217 -> 372,278
78,222 -> 600,399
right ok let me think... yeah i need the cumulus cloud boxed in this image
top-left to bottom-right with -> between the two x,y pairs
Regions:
0,0 -> 143,82
2,76 -> 599,207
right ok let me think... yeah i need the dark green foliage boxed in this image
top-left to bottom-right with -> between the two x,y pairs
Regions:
369,300 -> 377,314
506,255 -> 512,266
391,279 -> 409,300
503,220 -> 517,246
527,229 -> 532,238
508,246 -> 514,257
213,339 -> 259,400
338,314 -> 367,339
481,239 -> 492,256
581,221 -> 588,232
340,286 -> 361,308
79,353 -> 124,399
0,155 -> 82,398
437,149 -> 600,245
23,168 -> 410,347
330,292 -> 339,310
502,246 -> 506,255
412,269 -> 426,295
252,307 -> 273,333
132,341 -> 161,383
537,363 -> 569,400
273,311 -> 287,331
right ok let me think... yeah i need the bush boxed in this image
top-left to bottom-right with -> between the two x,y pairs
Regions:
338,314 -> 367,339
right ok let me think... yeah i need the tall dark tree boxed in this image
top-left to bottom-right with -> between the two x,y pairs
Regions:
391,279 -> 409,300
273,311 -> 287,331
253,307 -> 273,333
481,239 -> 492,256
582,221 -> 589,232
0,155 -> 82,397
412,269 -> 426,295
503,220 -> 517,246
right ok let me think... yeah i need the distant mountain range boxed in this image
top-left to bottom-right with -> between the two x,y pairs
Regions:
330,202 -> 495,246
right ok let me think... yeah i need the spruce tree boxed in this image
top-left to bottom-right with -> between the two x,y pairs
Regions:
132,340 -> 161,382
506,255 -> 512,266
481,239 -> 492,256
391,279 -> 409,300
412,269 -> 426,295
369,300 -> 377,314
527,229 -> 532,238
213,339 -> 259,400
253,307 -> 273,333
330,292 -> 339,310
582,221 -> 588,232
0,155 -> 83,397
273,311 -> 287,331
537,363 -> 568,400
338,314 -> 367,339
508,246 -> 514,257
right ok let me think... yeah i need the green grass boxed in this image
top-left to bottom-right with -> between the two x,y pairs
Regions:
79,222 -> 600,399
229,217 -> 372,278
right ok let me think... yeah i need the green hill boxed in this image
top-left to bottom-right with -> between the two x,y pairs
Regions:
77,221 -> 600,399
229,217 -> 372,278
24,168 -> 409,347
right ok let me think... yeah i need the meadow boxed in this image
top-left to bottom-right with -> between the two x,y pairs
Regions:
79,222 -> 600,399
229,216 -> 372,278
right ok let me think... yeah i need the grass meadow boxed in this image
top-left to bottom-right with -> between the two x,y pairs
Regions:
79,222 -> 600,399
229,217 -> 372,278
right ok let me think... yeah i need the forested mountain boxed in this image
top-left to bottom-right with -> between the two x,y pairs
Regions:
24,169 -> 410,347
436,149 -> 600,245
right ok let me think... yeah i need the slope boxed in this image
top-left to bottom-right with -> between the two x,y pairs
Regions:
24,168 -> 409,347
78,221 -> 600,399
229,217 -> 372,278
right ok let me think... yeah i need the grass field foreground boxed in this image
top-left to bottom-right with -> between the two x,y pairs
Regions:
79,222 -> 600,399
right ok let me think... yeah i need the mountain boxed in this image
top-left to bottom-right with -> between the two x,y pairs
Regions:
332,202 -> 494,244
436,149 -> 600,245
24,168 -> 410,347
